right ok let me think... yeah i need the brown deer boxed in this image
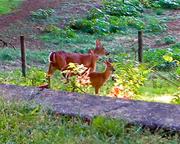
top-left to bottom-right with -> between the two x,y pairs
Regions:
47,39 -> 109,78
85,60 -> 115,94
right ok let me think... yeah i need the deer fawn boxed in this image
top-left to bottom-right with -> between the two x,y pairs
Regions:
47,40 -> 109,78
88,60 -> 115,94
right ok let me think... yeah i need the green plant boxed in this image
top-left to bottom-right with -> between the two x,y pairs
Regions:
142,0 -> 180,9
145,16 -> 167,33
69,0 -> 145,35
44,24 -> 77,38
155,8 -> 165,15
144,46 -> 180,70
110,61 -> 150,99
0,68 -> 46,86
31,8 -> 55,19
102,0 -> 143,17
61,63 -> 91,93
171,91 -> 180,104
158,0 -> 180,9
163,35 -> 176,44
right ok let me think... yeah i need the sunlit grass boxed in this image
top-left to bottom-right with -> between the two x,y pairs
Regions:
0,0 -> 23,15
0,100 -> 179,144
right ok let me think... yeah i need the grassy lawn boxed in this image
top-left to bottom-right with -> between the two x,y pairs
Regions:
0,0 -> 23,15
0,100 -> 179,144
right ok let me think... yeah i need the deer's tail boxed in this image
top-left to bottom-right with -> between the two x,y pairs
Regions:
49,52 -> 56,63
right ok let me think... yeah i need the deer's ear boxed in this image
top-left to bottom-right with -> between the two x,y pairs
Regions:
103,60 -> 107,65
96,39 -> 101,47
89,50 -> 94,54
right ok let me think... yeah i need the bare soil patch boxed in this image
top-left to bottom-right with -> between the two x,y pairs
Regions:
0,0 -> 61,29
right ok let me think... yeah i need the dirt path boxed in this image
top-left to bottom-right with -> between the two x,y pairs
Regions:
0,0 -> 61,29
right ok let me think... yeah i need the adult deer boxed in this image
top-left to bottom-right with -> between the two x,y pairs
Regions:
47,40 -> 109,78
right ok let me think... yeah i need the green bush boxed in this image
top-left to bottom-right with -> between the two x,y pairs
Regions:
145,16 -> 167,33
144,46 -> 180,70
112,61 -> 150,98
155,8 -> 165,15
140,0 -> 180,9
70,16 -> 145,34
69,0 -> 146,35
102,0 -> 143,17
171,91 -> 180,104
163,35 -> 176,44
157,0 -> 180,9
0,68 -> 46,86
31,8 -> 55,19
44,24 -> 77,38
0,48 -> 20,61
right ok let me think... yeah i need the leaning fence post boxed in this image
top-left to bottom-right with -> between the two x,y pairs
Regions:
138,31 -> 143,63
20,36 -> 26,77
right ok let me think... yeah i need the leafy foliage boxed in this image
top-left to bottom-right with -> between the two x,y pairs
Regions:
0,68 -> 46,86
171,91 -> 180,104
144,16 -> 167,33
102,0 -> 143,17
140,0 -> 180,9
44,24 -> 77,38
144,45 -> 180,70
69,0 -> 146,35
157,0 -> 180,9
69,0 -> 172,35
110,61 -> 150,99
31,8 -> 55,19
163,35 -> 176,44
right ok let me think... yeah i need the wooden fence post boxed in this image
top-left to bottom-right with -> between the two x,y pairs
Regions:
138,31 -> 143,63
20,36 -> 26,77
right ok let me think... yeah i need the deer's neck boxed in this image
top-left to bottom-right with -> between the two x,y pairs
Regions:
104,68 -> 112,81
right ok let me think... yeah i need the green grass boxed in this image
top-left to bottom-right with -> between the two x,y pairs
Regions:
0,100 -> 179,144
0,48 -> 49,65
0,0 -> 23,15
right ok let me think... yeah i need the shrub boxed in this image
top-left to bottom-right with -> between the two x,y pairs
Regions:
171,91 -> 180,104
0,68 -> 46,86
155,8 -> 165,15
141,0 -> 180,9
163,35 -> 176,44
69,0 -> 145,35
110,61 -> 150,99
102,0 -> 143,17
44,24 -> 77,38
144,46 -> 180,71
145,16 -> 167,33
158,0 -> 180,9
31,8 -> 55,19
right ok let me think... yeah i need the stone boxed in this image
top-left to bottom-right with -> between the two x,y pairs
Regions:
0,84 -> 180,132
